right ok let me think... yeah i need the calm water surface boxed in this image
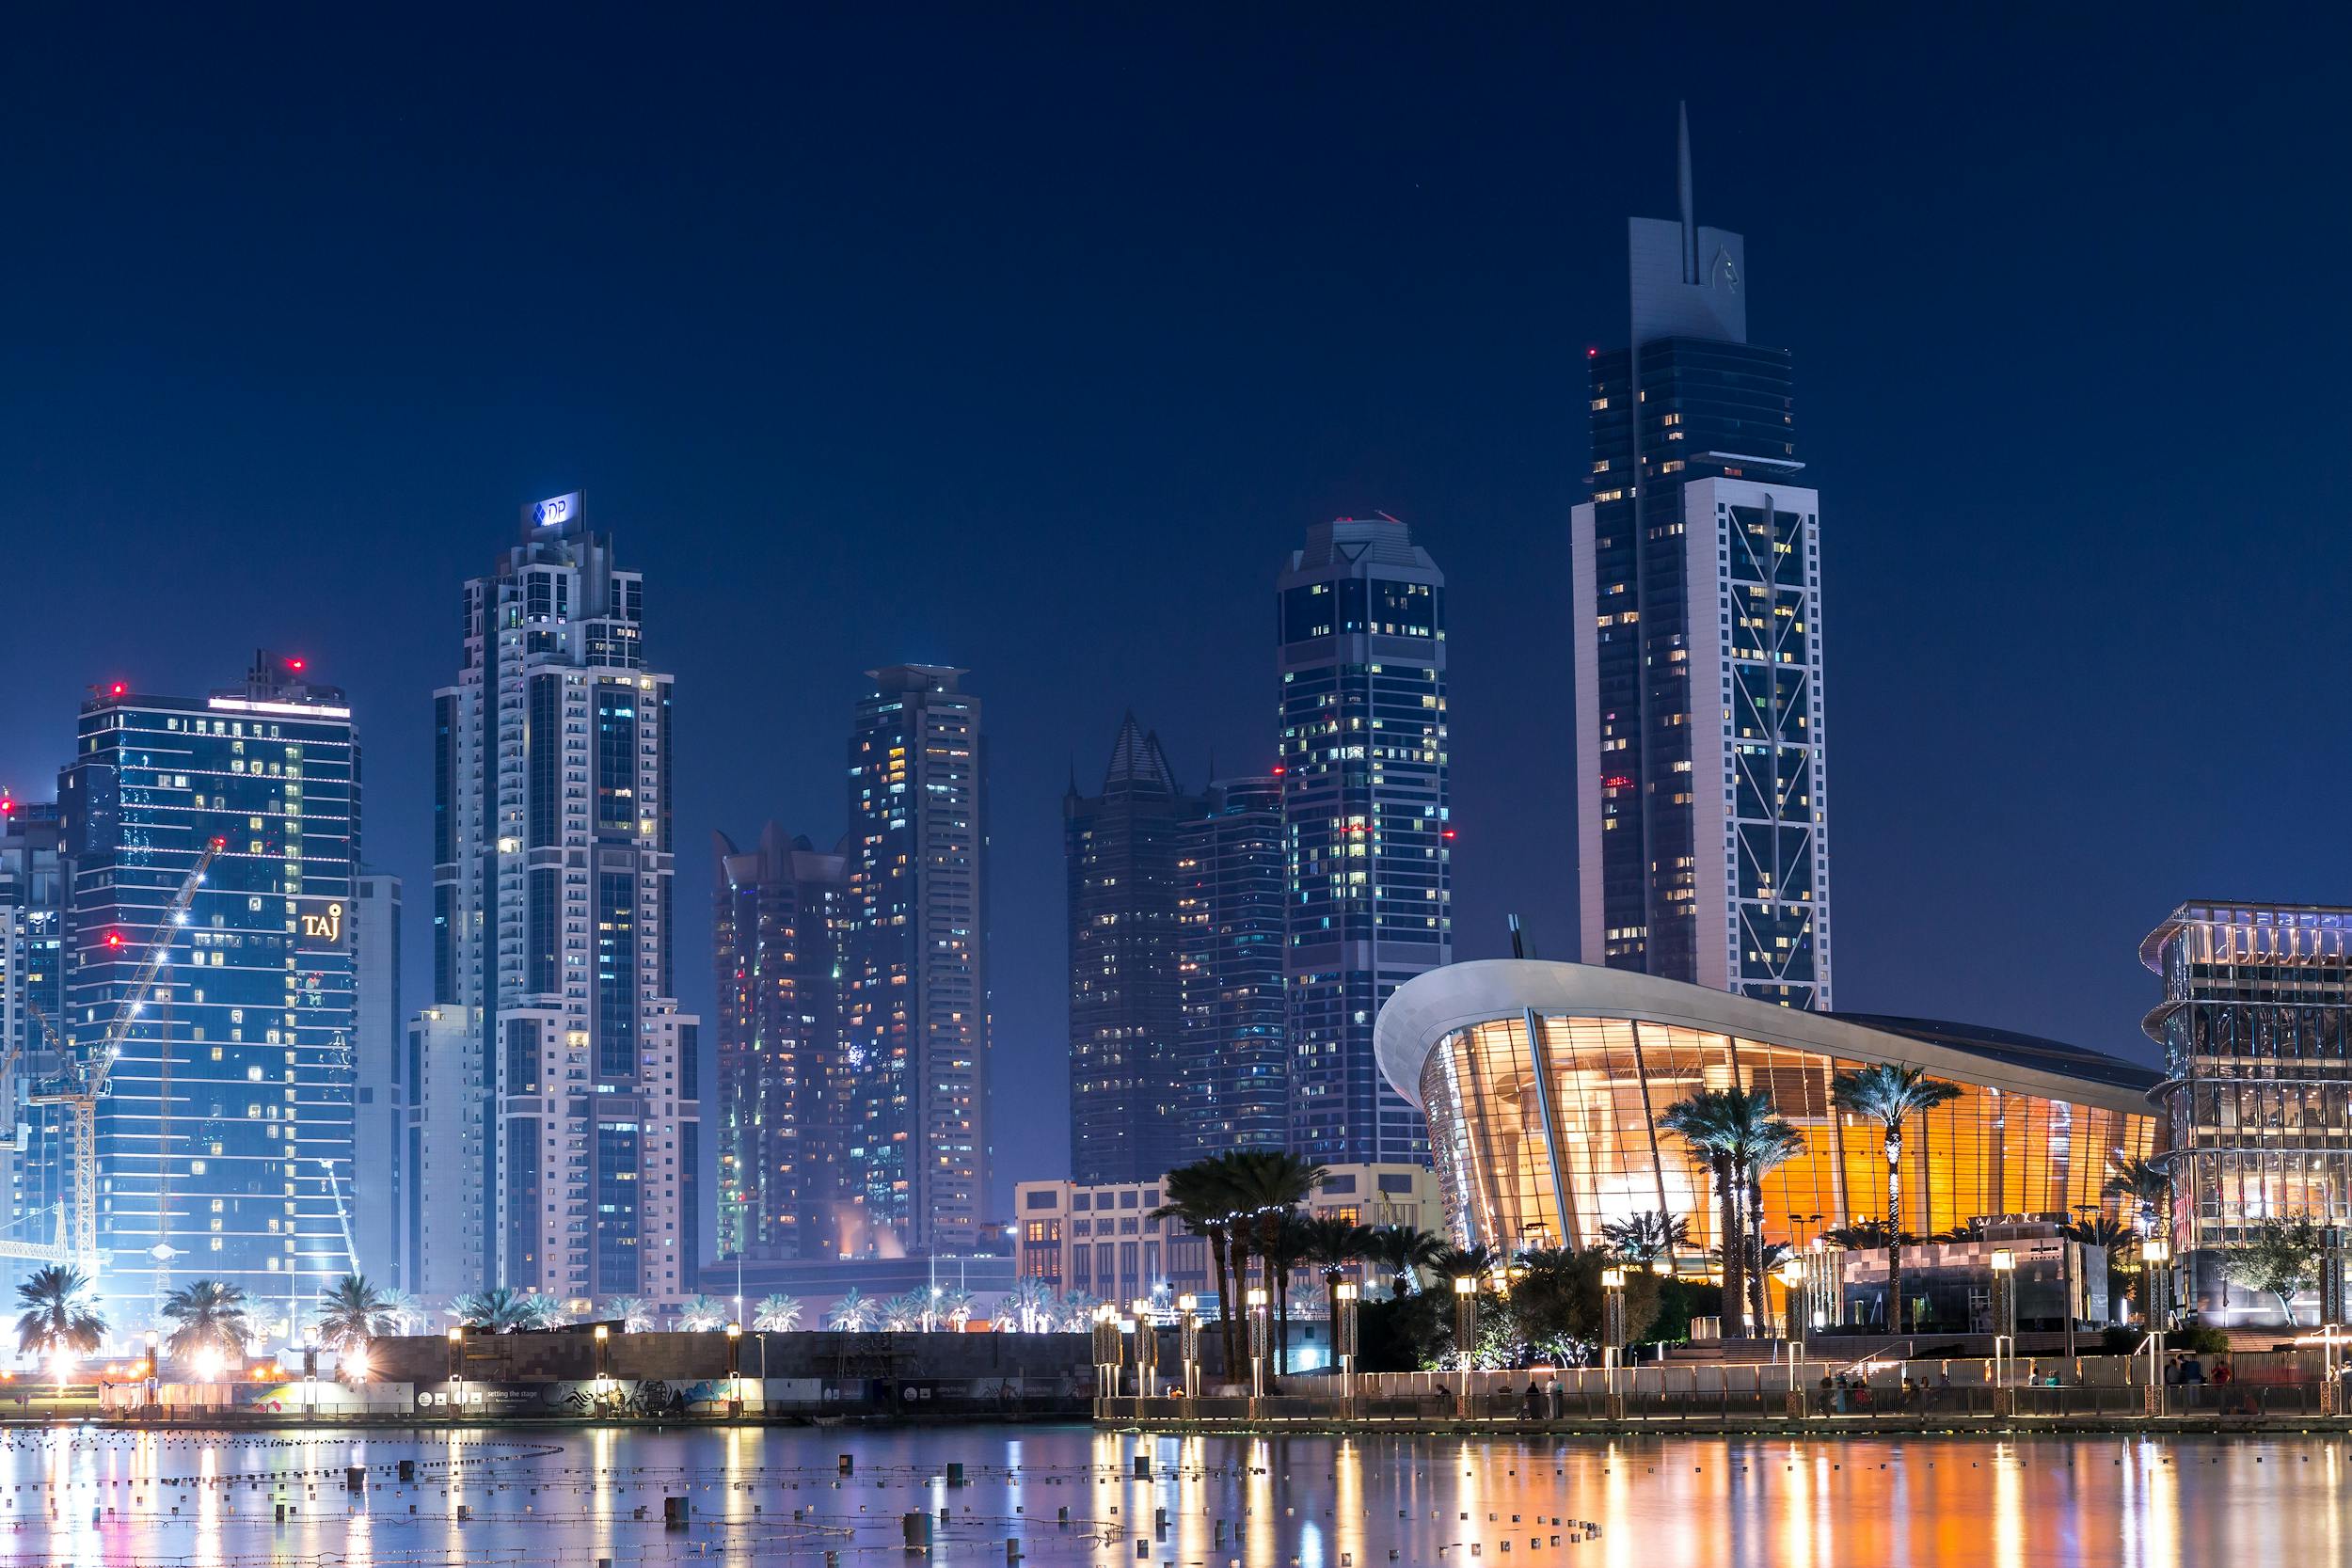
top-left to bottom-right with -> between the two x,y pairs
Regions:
0,1421 -> 2328,1565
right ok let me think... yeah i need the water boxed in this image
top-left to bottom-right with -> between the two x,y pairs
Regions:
0,1421 -> 2333,1565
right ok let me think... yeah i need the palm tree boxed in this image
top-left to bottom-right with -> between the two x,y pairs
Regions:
1260,1212 -> 1317,1373
2105,1154 -> 2171,1238
676,1294 -> 729,1332
14,1266 -> 104,1360
314,1274 -> 399,1352
999,1278 -> 1057,1334
751,1293 -> 803,1332
1056,1291 -> 1106,1332
1660,1088 -> 1749,1334
1599,1210 -> 1692,1267
1364,1225 -> 1449,1299
161,1279 -> 253,1364
1832,1064 -> 1962,1334
826,1288 -> 875,1331
1739,1119 -> 1807,1332
938,1288 -> 975,1330
1429,1243 -> 1499,1285
2063,1213 -> 2143,1321
1221,1149 -> 1328,1323
600,1295 -> 655,1333
450,1287 -> 562,1334
1821,1218 -> 1899,1250
1152,1160 -> 1244,1376
375,1287 -> 425,1334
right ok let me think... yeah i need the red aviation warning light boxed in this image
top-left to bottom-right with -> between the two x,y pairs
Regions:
286,658 -> 305,673
104,932 -> 123,948
1441,829 -> 1457,841
108,683 -> 126,698
209,836 -> 228,850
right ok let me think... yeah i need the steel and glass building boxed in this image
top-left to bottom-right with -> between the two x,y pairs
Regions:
1065,715 -> 1193,1185
2143,902 -> 2352,1268
1279,515 -> 1451,1165
421,492 -> 700,1308
0,798 -> 67,1275
1174,775 -> 1288,1161
57,652 -> 359,1323
1376,959 -> 2162,1259
844,665 -> 990,1255
350,872 -> 402,1285
1570,107 -> 1831,1008
714,823 -> 849,1260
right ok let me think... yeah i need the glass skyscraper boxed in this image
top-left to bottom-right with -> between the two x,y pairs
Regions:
843,666 -> 990,1255
0,798 -> 67,1279
713,824 -> 849,1260
56,652 -> 358,1325
1064,715 -> 1192,1185
421,493 -> 700,1308
1279,515 -> 1451,1165
1571,106 -> 1832,1008
1174,774 -> 1288,1161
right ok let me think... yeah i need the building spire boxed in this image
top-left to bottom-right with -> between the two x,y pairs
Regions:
1677,99 -> 1696,284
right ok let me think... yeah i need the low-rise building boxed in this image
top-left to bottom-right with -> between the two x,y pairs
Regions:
1013,1164 -> 1444,1310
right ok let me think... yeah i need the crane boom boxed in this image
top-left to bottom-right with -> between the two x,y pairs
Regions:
20,835 -> 225,1269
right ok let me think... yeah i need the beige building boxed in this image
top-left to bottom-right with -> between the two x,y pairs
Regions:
1013,1163 -> 1444,1309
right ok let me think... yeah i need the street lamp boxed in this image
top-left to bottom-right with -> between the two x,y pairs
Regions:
1988,1248 -> 2017,1392
445,1327 -> 464,1420
1453,1276 -> 1476,1417
2141,1238 -> 2172,1411
142,1332 -> 159,1414
1246,1288 -> 1270,1401
1334,1282 -> 1360,1406
1176,1293 -> 1200,1401
301,1326 -> 320,1418
725,1323 -> 744,1416
1600,1268 -> 1627,1417
1129,1300 -> 1158,1397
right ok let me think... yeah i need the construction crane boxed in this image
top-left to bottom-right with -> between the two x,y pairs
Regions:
11,836 -> 223,1272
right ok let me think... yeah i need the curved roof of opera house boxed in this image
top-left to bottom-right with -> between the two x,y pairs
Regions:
1375,960 -> 2161,1118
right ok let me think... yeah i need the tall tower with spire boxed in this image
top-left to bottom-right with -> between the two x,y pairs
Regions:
1063,715 -> 1197,1184
1571,106 -> 1833,1008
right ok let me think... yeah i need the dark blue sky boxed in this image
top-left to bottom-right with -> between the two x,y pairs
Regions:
4,8 -> 2346,1212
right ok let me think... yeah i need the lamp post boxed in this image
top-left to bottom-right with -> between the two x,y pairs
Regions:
301,1326 -> 319,1419
1247,1287 -> 1270,1402
1989,1248 -> 2017,1409
1129,1300 -> 1157,1398
1176,1293 -> 1200,1402
445,1327 -> 464,1421
1449,1275 -> 1477,1418
143,1331 -> 159,1415
2141,1238 -> 2172,1415
592,1323 -> 612,1412
1600,1267 -> 1627,1419
725,1323 -> 743,1417
1334,1282 -> 1360,1408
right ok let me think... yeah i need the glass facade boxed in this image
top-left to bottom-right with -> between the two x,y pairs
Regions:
1279,517 -> 1451,1165
1174,776 -> 1288,1160
57,656 -> 358,1325
2144,902 -> 2352,1248
1410,1006 -> 2159,1259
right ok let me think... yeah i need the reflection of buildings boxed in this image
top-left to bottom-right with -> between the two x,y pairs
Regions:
1375,959 -> 2162,1264
1013,1164 -> 1443,1307
2144,901 -> 2352,1319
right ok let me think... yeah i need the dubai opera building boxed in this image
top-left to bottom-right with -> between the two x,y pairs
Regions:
1375,960 -> 2165,1258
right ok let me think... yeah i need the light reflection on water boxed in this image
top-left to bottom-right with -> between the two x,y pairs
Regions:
0,1423 -> 2329,1565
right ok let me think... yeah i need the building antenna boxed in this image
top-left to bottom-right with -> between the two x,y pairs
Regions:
1677,99 -> 1696,285
1507,913 -> 1535,961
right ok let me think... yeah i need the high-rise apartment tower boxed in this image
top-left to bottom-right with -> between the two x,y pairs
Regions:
1279,515 -> 1451,1165
420,492 -> 701,1307
1570,107 -> 1832,1007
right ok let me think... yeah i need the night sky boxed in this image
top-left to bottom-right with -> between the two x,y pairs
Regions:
3,10 -> 2346,1223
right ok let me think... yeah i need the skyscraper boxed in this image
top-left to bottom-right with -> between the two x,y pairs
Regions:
714,824 -> 849,1261
0,798 -> 67,1274
56,652 -> 358,1318
1278,515 -> 1451,1165
351,872 -> 402,1285
1570,107 -> 1832,1007
1174,774 -> 1288,1162
421,492 -> 701,1307
1064,715 -> 1193,1185
843,666 -> 990,1254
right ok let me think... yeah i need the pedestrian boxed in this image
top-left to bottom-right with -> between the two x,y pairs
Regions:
1523,1379 -> 1545,1421
1833,1374 -> 1849,1415
1818,1374 -> 1834,1416
1546,1372 -> 1564,1419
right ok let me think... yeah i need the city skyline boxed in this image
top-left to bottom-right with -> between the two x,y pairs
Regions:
2,13 -> 2345,1224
